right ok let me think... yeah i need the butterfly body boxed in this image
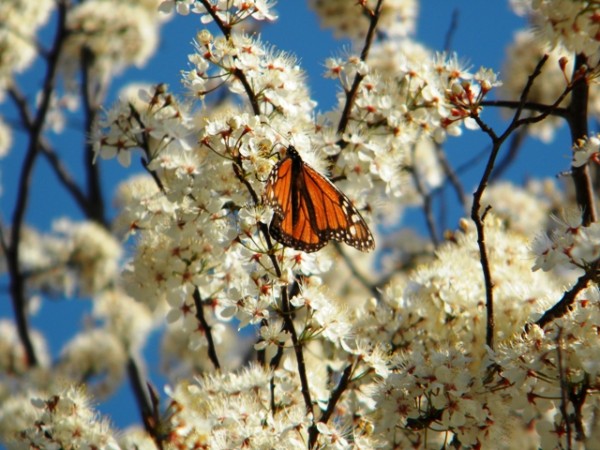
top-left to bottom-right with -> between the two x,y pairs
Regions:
264,146 -> 375,253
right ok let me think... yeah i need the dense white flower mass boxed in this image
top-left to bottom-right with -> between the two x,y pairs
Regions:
0,0 -> 53,96
573,134 -> 600,168
15,386 -> 119,449
310,0 -> 418,40
500,30 -> 600,142
4,0 -> 600,449
527,0 -> 600,65
60,0 -> 167,83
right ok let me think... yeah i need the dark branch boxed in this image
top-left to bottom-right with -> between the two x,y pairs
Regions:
481,99 -> 568,118
566,54 -> 596,226
470,56 -> 550,350
489,126 -> 528,182
308,363 -> 354,448
433,142 -> 467,211
336,0 -> 383,138
8,86 -> 91,216
443,9 -> 459,52
80,45 -> 107,225
534,270 -> 594,329
127,359 -> 164,449
280,288 -> 313,413
5,0 -> 70,368
409,143 -> 440,246
193,287 -> 221,370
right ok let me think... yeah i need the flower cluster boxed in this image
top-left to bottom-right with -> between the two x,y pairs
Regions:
496,296 -> 600,449
2,387 -> 119,449
7,0 -> 600,448
14,219 -> 122,298
481,179 -> 563,237
350,212 -> 600,448
94,83 -> 193,168
310,0 -> 418,40
183,30 -> 315,120
573,133 -> 600,168
532,210 -> 600,273
499,30 -> 571,142
61,0 -> 168,83
516,0 -> 600,65
0,320 -> 49,377
499,30 -> 600,142
353,214 -> 561,362
57,329 -> 127,398
0,0 -> 53,97
160,0 -> 277,23
319,49 -> 500,209
161,365 -> 307,448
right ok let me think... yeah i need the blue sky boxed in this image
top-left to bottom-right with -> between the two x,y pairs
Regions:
1,0 -> 575,431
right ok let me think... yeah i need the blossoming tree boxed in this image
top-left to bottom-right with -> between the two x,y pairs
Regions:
1,0 -> 600,448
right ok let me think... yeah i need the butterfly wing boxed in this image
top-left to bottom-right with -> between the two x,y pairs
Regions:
264,146 -> 375,253
301,163 -> 375,252
265,154 -> 327,252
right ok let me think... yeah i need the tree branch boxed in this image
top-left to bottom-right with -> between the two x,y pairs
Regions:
409,143 -> 440,246
566,54 -> 596,226
193,287 -> 221,370
80,46 -> 107,225
336,0 -> 383,138
481,99 -> 568,118
8,86 -> 91,216
489,126 -> 528,182
534,269 -> 594,329
280,288 -> 313,413
308,363 -> 354,448
5,0 -> 70,367
127,357 -> 163,449
470,56 -> 550,350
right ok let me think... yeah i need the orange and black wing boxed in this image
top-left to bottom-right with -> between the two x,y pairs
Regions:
264,146 -> 375,253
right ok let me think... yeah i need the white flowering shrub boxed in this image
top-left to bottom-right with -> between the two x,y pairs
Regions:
2,0 -> 600,448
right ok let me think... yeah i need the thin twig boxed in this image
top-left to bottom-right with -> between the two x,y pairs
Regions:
443,9 -> 459,52
534,270 -> 594,329
489,126 -> 528,182
570,374 -> 589,442
127,358 -> 162,448
333,242 -> 380,298
555,329 -> 573,449
193,287 -> 221,370
5,0 -> 70,367
40,143 -> 91,213
145,383 -> 166,450
308,363 -> 354,448
409,143 -> 440,246
481,99 -> 569,118
320,363 -> 354,424
8,86 -> 91,215
336,0 -> 383,138
431,143 -> 484,214
433,142 -> 467,222
470,56 -> 550,350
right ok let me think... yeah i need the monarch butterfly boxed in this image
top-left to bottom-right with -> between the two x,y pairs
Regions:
264,145 -> 375,253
